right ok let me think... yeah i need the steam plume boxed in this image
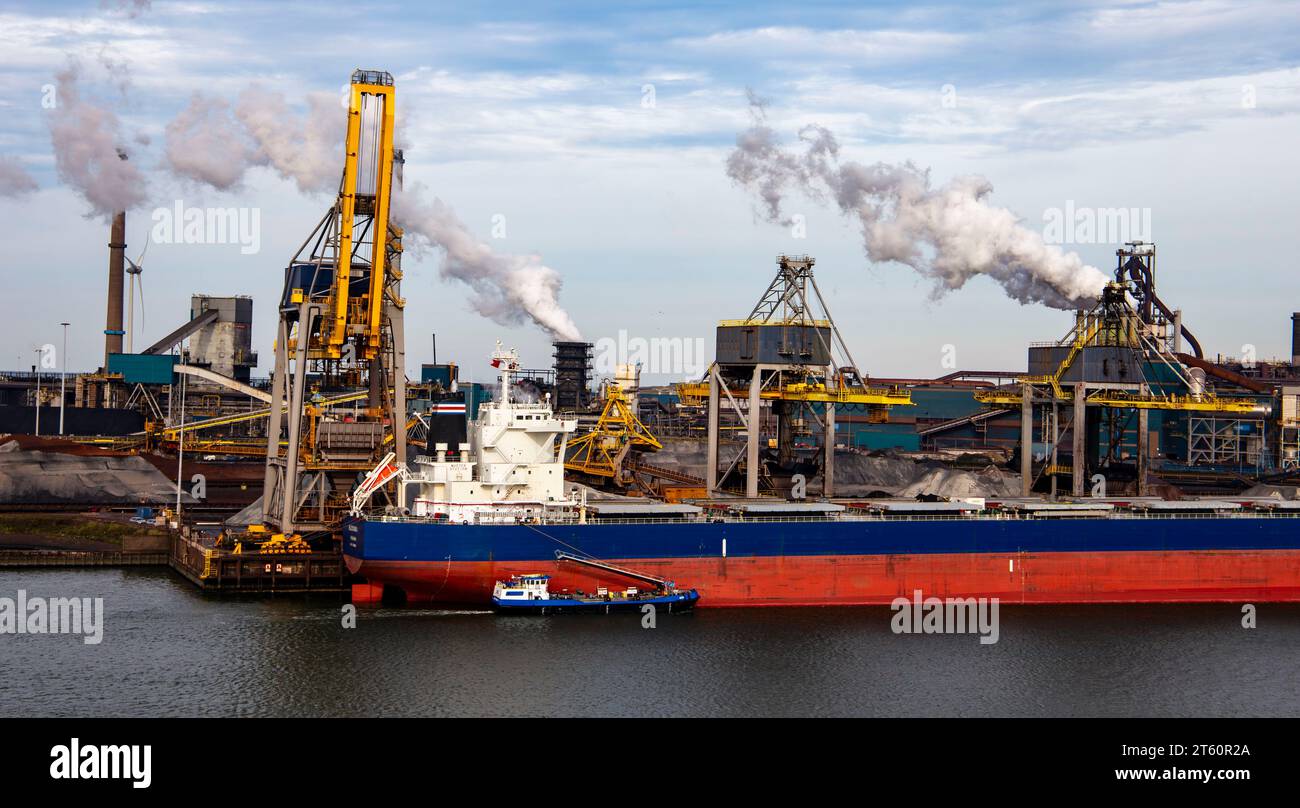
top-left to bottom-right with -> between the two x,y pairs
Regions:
0,156 -> 38,197
46,63 -> 147,219
233,87 -> 344,194
726,100 -> 1108,309
161,87 -> 581,340
164,94 -> 258,190
164,87 -> 343,194
393,184 -> 582,342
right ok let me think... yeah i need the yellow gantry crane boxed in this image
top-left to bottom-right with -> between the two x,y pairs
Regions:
261,69 -> 408,536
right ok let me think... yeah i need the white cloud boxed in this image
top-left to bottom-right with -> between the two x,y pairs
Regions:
1087,0 -> 1294,35
672,26 -> 966,63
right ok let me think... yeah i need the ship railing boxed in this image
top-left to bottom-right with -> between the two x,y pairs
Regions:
368,510 -> 1300,526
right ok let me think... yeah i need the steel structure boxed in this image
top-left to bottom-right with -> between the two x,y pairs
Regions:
973,243 -> 1269,497
564,384 -> 662,485
261,69 -> 407,536
696,255 -> 912,498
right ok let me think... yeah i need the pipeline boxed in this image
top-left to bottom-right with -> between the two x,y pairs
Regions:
1121,256 -> 1203,359
1175,353 -> 1271,394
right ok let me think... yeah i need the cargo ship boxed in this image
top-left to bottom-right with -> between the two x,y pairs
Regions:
344,346 -> 1300,607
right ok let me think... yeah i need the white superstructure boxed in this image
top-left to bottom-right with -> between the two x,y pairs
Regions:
492,575 -> 552,602
398,343 -> 579,524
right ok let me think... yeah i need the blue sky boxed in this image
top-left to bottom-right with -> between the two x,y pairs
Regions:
1,0 -> 1298,380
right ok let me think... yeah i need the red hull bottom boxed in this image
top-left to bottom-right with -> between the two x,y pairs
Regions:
351,549 -> 1300,607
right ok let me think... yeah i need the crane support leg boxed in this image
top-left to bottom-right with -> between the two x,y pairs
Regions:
706,369 -> 720,494
747,368 -> 761,498
262,318 -> 291,517
824,384 -> 835,498
1020,383 -> 1033,497
1072,382 -> 1087,497
1137,393 -> 1150,497
279,302 -> 317,532
390,303 -> 407,466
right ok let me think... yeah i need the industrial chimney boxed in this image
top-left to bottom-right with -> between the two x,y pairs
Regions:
1292,312 -> 1299,367
103,149 -> 129,369
104,210 -> 126,367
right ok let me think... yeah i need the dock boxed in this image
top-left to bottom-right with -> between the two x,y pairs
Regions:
0,549 -> 168,567
168,533 -> 351,594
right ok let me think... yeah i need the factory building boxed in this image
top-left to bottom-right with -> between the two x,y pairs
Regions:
186,295 -> 257,383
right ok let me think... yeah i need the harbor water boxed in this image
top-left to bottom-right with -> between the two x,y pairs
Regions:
2,568 -> 1298,717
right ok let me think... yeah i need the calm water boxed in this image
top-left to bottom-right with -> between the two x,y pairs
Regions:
2,568 -> 1298,717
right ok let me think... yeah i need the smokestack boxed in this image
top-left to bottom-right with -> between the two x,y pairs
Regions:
103,148 -> 130,368
1292,312 -> 1299,367
104,210 -> 126,367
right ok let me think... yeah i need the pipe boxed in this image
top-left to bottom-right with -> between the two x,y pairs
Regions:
1122,256 -> 1203,358
1175,352 -> 1271,394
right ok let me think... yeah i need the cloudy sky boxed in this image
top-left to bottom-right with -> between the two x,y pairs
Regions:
1,0 -> 1298,381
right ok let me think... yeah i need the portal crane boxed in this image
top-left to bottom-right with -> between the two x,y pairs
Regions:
693,255 -> 912,498
261,69 -> 407,537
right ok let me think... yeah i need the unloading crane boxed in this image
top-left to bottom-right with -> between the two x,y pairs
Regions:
564,384 -> 662,486
261,69 -> 408,535
695,255 -> 912,498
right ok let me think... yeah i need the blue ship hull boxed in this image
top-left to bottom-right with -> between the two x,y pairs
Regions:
344,515 -> 1300,606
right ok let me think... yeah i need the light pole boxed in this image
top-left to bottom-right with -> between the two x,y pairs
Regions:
175,369 -> 186,520
32,350 -> 41,437
59,322 -> 69,435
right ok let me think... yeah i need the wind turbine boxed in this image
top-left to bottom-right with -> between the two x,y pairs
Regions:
125,239 -> 147,354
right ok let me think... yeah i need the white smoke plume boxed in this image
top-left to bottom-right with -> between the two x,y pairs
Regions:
233,87 -> 344,194
393,184 -> 582,342
164,94 -> 258,190
726,100 -> 1108,309
160,86 -> 580,340
163,86 -> 342,194
0,156 -> 38,197
46,63 -> 147,219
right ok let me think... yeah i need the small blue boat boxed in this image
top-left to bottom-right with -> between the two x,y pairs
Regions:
491,574 -> 700,615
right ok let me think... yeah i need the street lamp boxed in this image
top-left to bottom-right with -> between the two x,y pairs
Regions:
32,349 -> 41,437
59,322 -> 69,435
